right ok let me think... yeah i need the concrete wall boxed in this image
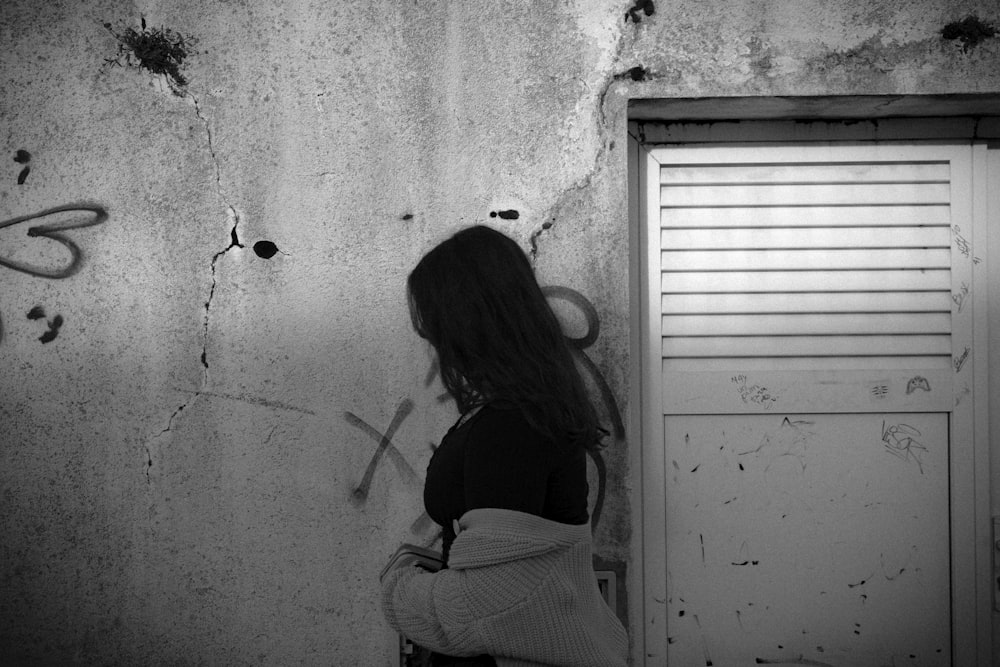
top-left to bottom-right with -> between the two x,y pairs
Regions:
1,0 -> 997,664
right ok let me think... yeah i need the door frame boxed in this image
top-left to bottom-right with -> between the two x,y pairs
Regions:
627,115 -> 997,666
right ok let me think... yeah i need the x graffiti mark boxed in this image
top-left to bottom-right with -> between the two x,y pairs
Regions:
345,398 -> 434,534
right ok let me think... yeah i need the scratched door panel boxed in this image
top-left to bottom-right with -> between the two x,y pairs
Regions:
663,412 -> 949,667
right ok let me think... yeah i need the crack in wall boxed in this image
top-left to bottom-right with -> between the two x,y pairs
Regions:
144,401 -> 193,484
142,92 -> 243,484
530,5 -> 641,264
189,92 -> 243,373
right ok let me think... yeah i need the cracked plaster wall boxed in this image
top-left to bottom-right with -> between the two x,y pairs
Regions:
1,0 -> 998,664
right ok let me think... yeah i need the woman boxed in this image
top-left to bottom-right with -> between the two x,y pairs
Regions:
380,225 -> 629,667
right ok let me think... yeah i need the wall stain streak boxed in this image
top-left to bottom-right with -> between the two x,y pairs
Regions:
176,388 -> 317,415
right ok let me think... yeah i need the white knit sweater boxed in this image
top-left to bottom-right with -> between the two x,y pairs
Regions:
381,508 -> 629,667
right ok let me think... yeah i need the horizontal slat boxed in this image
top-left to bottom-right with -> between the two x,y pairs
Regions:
661,291 -> 952,314
662,335 -> 951,357
661,248 -> 951,271
663,356 -> 953,372
662,205 -> 950,228
660,162 -> 949,185
660,226 -> 950,250
661,313 -> 951,336
662,270 -> 951,293
661,183 -> 950,207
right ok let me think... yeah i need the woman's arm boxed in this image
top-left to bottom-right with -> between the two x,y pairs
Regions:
380,563 -> 484,658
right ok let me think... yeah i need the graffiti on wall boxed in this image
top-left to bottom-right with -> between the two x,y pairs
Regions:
0,204 -> 108,345
345,285 -> 624,537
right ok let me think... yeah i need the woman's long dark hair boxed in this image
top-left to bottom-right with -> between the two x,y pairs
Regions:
408,225 -> 604,451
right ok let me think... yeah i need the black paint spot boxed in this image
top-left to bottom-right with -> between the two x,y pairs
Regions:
401,213 -> 414,221
625,0 -> 655,22
39,314 -> 63,344
489,209 -> 519,220
253,240 -> 279,259
14,150 -> 31,184
942,15 -> 997,52
27,305 -> 46,320
629,66 -> 649,81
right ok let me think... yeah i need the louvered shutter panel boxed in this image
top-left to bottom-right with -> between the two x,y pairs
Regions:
650,144 -> 965,414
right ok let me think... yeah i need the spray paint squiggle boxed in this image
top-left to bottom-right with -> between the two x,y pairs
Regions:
0,204 -> 108,343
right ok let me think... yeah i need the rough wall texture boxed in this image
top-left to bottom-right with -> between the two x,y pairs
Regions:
1,0 -> 998,664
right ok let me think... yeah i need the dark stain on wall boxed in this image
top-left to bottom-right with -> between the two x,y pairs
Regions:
25,307 -> 63,343
625,0 -> 655,23
252,240 -> 279,259
37,314 -> 63,344
14,149 -> 30,184
489,209 -> 519,220
103,17 -> 197,94
628,66 -> 649,81
941,15 -> 997,52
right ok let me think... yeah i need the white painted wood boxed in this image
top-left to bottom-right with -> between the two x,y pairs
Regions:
987,145 -> 1000,656
662,312 -> 952,336
661,226 -> 951,250
663,355 -> 954,373
639,145 -> 668,664
639,135 -> 992,665
662,204 -> 950,228
661,369 -> 952,414
661,182 -> 950,206
662,291 -> 953,314
637,117 -> 988,144
969,143 -> 993,662
663,334 -> 951,358
660,161 -> 950,184
946,145 -> 978,667
663,413 -> 950,667
661,269 -> 951,293
661,248 -> 951,271
626,130 -> 647,665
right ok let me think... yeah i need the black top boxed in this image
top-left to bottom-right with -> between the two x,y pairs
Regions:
424,403 -> 590,564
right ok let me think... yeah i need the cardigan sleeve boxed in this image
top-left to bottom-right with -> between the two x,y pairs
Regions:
380,564 -> 485,658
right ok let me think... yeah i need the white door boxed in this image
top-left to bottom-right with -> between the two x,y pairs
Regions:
638,140 -> 991,666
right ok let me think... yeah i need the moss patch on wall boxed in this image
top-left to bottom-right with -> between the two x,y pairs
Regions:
103,17 -> 197,94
